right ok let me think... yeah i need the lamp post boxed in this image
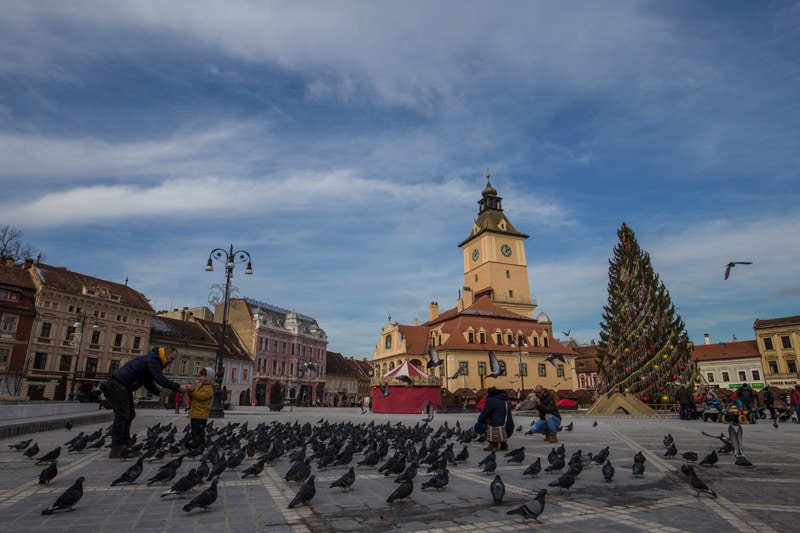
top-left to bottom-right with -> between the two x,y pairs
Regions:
514,334 -> 528,400
300,361 -> 317,406
68,311 -> 98,401
205,244 -> 253,418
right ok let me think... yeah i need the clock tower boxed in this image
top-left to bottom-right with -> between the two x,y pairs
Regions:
459,173 -> 536,317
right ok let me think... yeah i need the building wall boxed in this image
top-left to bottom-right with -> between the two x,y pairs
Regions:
754,317 -> 800,387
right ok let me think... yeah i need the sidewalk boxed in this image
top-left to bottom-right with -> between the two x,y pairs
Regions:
1,407 -> 798,532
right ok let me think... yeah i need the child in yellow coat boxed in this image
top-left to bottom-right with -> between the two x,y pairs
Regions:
188,367 -> 218,448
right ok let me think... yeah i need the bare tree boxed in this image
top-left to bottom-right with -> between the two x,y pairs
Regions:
0,224 -> 45,262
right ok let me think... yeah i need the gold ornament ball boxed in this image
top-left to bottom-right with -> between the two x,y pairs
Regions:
652,364 -> 659,370
662,354 -> 668,360
624,388 -> 630,393
694,375 -> 701,382
661,394 -> 670,402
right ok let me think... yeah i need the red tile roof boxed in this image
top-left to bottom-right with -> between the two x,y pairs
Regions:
33,262 -> 152,311
692,340 -> 760,362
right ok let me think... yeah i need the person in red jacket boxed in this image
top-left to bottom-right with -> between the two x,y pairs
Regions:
790,384 -> 800,423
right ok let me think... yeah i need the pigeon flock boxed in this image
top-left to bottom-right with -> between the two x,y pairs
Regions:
5,410 -> 764,527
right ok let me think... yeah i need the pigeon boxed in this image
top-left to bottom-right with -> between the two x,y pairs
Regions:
664,443 -> 677,459
387,479 -> 414,503
427,346 -> 443,369
633,451 -> 646,465
701,431 -> 735,454
490,474 -> 505,504
65,421 -> 73,431
724,261 -> 752,280
602,460 -> 615,482
397,375 -> 414,386
111,456 -> 145,486
9,438 -> 33,451
183,477 -> 218,512
507,450 -> 525,464
478,451 -> 496,467
67,435 -> 88,453
507,488 -> 547,522
663,434 -> 674,448
287,475 -> 316,508
544,455 -> 565,473
422,402 -> 434,423
522,457 -> 542,477
35,446 -> 61,465
395,461 -> 418,483
41,476 -> 85,515
421,468 -> 449,490
487,351 -> 502,378
592,420 -> 598,427
728,422 -> 753,466
86,436 -> 106,450
548,472 -> 576,492
160,468 -> 200,498
454,445 -> 469,464
632,461 -> 645,478
545,353 -> 569,368
380,382 -> 390,398
241,459 -> 266,478
481,457 -> 497,475
561,330 -> 571,337
682,465 -> 717,498
147,463 -> 179,486
330,467 -> 356,492
23,442 -> 40,459
562,422 -> 573,432
699,451 -> 718,467
38,461 -> 58,485
447,369 -> 461,380
681,452 -> 698,462
196,459 -> 211,483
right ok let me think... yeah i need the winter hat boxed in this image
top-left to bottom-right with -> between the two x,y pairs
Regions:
203,367 -> 216,382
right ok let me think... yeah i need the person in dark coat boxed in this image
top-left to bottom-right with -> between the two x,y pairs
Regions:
103,346 -> 192,458
675,385 -> 693,420
527,385 -> 561,443
474,387 -> 514,451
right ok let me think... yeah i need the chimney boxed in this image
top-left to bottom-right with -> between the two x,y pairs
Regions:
429,301 -> 439,321
414,318 -> 419,326
704,333 -> 710,345
181,307 -> 189,321
23,257 -> 35,269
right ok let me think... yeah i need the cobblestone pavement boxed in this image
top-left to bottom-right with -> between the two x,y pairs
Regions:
1,407 -> 798,532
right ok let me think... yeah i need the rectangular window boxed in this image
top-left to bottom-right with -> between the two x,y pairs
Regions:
85,357 -> 98,376
721,371 -> 730,382
458,361 -> 469,376
193,361 -> 201,375
133,336 -> 141,350
477,361 -> 486,376
768,361 -> 778,374
108,359 -> 120,373
479,332 -> 486,344
738,371 -> 746,381
91,330 -> 100,344
113,334 -> 123,347
1,315 -> 18,333
242,368 -> 248,382
40,322 -> 52,338
706,372 -> 714,382
751,370 -> 760,381
180,359 -> 188,374
282,342 -> 287,354
0,346 -> 9,363
468,332 -> 474,343
496,333 -> 502,344
281,361 -> 286,375
0,289 -> 10,300
507,334 -> 514,345
498,361 -> 507,376
781,336 -> 792,349
33,352 -> 47,369
59,355 -> 72,371
788,360 -> 798,373
557,364 -> 564,378
231,368 -> 237,382
538,363 -> 547,377
273,340 -> 278,352
543,338 -> 549,347
519,362 -> 528,377
272,359 -> 278,374
763,337 -> 774,350
533,337 -> 539,347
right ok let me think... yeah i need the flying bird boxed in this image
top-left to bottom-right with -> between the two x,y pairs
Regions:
561,330 -> 571,337
507,488 -> 547,522
490,474 -> 505,504
487,351 -> 502,378
38,461 -> 58,485
287,475 -> 316,508
380,382 -> 390,398
427,346 -> 443,369
41,476 -> 85,515
397,375 -> 414,387
447,369 -> 462,380
724,261 -> 752,280
182,477 -> 218,512
545,353 -> 569,368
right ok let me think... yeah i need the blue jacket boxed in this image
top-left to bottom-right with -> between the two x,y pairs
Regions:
477,388 -> 515,437
111,347 -> 181,395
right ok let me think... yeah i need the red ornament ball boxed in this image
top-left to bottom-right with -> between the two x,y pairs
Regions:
642,396 -> 650,403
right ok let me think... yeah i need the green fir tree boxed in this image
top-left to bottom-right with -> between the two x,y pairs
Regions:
596,223 -> 697,404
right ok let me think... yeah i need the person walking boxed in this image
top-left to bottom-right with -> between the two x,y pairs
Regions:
675,385 -> 693,421
474,387 -> 515,451
102,346 -> 192,458
790,384 -> 800,423
525,385 -> 561,443
174,392 -> 183,414
187,367 -> 218,449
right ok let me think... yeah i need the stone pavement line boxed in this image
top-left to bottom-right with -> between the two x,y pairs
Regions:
261,460 -> 314,532
0,448 -> 101,511
604,424 -> 778,533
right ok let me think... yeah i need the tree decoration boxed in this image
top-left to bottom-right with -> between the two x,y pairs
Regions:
596,223 -> 697,401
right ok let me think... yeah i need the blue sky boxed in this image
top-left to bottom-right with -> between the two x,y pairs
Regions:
2,1 -> 798,356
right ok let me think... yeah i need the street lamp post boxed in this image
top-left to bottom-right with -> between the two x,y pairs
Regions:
205,244 -> 253,418
514,335 -> 528,400
300,361 -> 317,406
68,311 -> 98,401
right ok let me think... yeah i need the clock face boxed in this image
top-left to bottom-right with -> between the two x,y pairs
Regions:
501,244 -> 512,257
471,249 -> 480,261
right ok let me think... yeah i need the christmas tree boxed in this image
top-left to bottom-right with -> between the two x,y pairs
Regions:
596,223 -> 697,404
